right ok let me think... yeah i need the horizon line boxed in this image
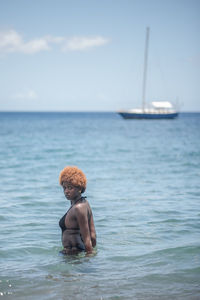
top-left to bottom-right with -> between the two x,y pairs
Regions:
0,110 -> 200,113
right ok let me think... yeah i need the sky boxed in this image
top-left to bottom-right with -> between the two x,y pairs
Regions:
0,0 -> 199,112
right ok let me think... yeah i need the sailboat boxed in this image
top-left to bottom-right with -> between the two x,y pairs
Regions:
118,27 -> 179,119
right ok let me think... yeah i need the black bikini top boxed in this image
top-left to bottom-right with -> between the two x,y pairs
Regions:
59,211 -> 68,233
59,197 -> 87,233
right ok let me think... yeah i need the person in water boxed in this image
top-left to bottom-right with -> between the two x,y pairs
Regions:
59,166 -> 96,255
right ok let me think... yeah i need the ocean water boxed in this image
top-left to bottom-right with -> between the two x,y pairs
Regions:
0,112 -> 200,300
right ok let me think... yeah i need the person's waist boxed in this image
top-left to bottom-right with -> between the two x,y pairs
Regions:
63,228 -> 80,234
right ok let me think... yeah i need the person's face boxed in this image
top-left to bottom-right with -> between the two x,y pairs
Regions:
62,181 -> 81,201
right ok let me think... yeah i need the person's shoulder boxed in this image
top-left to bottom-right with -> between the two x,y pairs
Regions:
75,200 -> 87,212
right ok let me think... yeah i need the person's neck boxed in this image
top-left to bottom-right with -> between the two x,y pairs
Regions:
71,196 -> 82,205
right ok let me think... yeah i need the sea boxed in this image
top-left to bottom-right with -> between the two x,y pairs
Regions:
0,112 -> 200,300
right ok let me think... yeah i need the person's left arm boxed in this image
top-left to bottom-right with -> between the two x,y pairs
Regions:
75,206 -> 93,254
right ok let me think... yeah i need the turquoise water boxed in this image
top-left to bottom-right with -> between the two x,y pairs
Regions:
0,112 -> 200,299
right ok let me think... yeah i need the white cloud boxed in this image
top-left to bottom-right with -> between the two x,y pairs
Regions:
0,30 -> 22,53
44,35 -> 65,44
20,39 -> 50,54
0,30 -> 109,54
0,30 -> 52,54
13,90 -> 38,100
62,36 -> 109,51
0,30 -> 50,54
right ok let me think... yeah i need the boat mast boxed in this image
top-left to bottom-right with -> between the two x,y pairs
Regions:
142,27 -> 150,112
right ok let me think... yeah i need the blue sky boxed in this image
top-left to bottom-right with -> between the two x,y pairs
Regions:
0,0 -> 199,111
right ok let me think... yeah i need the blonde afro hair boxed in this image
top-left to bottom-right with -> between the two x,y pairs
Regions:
59,166 -> 87,193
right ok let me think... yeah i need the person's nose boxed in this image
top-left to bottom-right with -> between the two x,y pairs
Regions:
64,187 -> 70,194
